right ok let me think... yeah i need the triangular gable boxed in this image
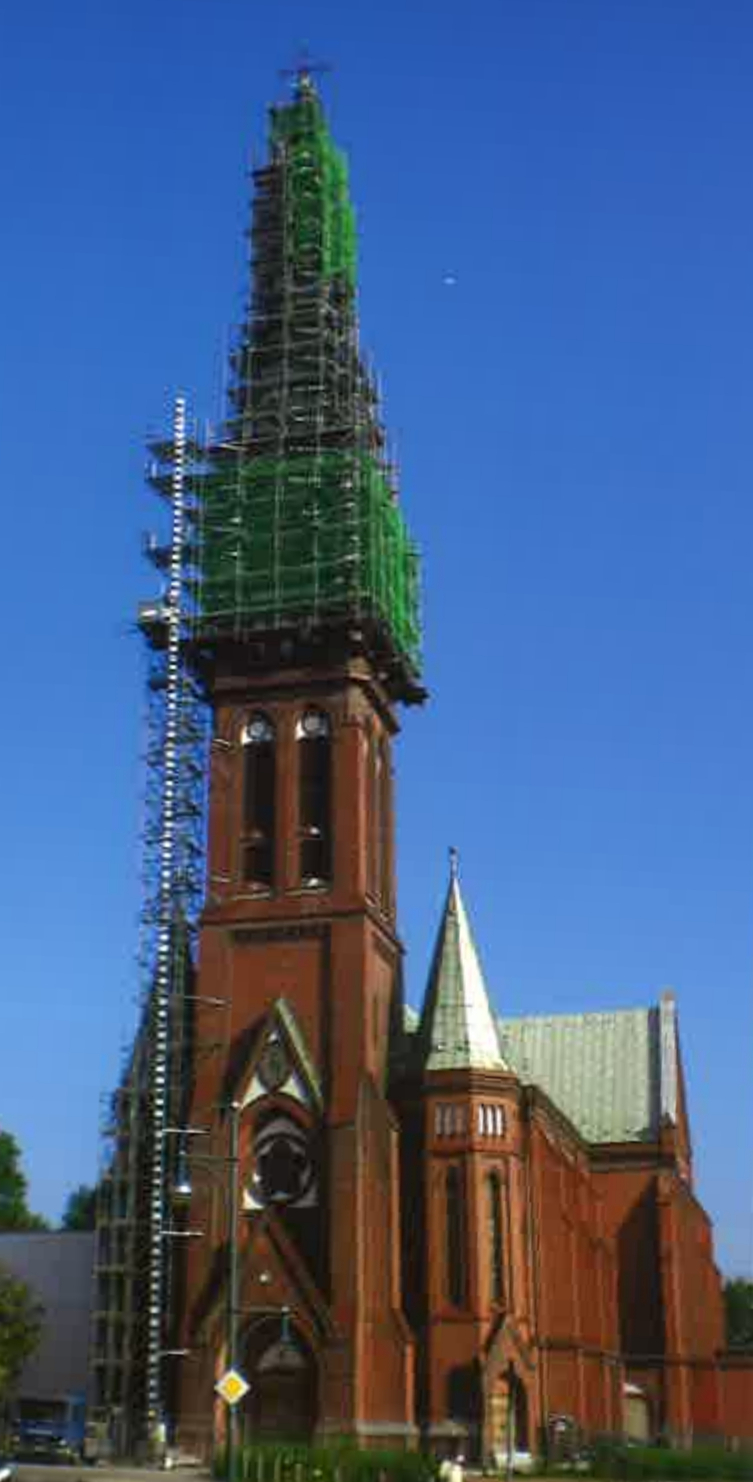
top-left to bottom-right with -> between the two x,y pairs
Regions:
244,1210 -> 340,1344
239,997 -> 323,1114
484,1313 -> 537,1375
187,1206 -> 340,1358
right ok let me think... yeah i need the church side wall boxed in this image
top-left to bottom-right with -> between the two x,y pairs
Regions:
530,1114 -> 620,1442
592,1164 -> 666,1359
594,1157 -> 731,1444
656,1173 -> 725,1442
656,1174 -> 724,1359
718,1356 -> 753,1443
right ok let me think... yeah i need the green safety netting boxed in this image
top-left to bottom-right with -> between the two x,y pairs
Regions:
270,95 -> 357,289
196,451 -> 421,671
192,89 -> 421,678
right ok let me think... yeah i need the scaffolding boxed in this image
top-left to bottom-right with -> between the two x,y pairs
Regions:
93,71 -> 422,1452
194,73 -> 422,693
93,398 -> 209,1450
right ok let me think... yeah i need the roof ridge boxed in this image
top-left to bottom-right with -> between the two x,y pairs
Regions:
498,1004 -> 653,1025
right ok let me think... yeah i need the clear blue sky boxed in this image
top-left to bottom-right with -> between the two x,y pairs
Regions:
1,0 -> 752,1275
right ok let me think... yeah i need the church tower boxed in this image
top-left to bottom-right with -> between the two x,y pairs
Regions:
175,71 -> 423,1450
399,862 -> 538,1462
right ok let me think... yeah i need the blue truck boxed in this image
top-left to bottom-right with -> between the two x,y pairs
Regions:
11,1394 -> 86,1462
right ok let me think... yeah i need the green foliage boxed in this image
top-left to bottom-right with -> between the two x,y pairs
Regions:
724,1277 -> 753,1348
585,1444 -> 753,1481
0,1132 -> 49,1232
215,1441 -> 435,1482
61,1184 -> 97,1231
0,1260 -> 43,1398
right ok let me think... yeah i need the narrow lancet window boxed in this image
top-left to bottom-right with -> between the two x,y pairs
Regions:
241,713 -> 275,888
487,1172 -> 504,1306
378,738 -> 391,911
446,1165 -> 467,1307
368,733 -> 381,901
297,709 -> 332,886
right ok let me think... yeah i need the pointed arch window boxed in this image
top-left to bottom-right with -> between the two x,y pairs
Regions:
297,709 -> 332,886
241,713 -> 276,888
378,737 -> 391,912
487,1171 -> 505,1306
368,731 -> 381,901
446,1165 -> 467,1307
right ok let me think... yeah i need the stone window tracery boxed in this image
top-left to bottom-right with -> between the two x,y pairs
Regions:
249,1112 -> 317,1209
477,1103 -> 506,1138
435,1103 -> 467,1137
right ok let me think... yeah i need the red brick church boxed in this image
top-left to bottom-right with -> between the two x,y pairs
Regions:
158,74 -> 753,1458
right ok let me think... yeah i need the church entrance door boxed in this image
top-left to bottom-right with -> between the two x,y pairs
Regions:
489,1366 -> 529,1463
241,1323 -> 317,1441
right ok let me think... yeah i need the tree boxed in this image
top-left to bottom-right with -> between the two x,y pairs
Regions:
0,1132 -> 48,1232
724,1277 -> 753,1348
0,1262 -> 43,1399
61,1184 -> 97,1231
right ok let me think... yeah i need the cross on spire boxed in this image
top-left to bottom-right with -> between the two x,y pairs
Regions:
280,51 -> 332,100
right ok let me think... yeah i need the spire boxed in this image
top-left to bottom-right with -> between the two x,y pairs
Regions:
192,76 -> 423,701
417,855 -> 509,1072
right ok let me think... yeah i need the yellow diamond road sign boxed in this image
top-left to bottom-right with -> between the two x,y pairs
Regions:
215,1368 -> 250,1406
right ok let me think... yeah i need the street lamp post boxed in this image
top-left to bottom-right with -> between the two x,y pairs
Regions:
167,1102 -> 295,1474
227,1101 -> 240,1482
166,1103 -> 242,1480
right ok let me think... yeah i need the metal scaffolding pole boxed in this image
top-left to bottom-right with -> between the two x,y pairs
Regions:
146,394 -> 188,1432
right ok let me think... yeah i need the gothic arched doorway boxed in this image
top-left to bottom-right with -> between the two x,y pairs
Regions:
240,1319 -> 317,1441
488,1365 -> 530,1464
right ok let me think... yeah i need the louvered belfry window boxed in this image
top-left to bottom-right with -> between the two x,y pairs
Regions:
297,709 -> 332,885
241,713 -> 276,887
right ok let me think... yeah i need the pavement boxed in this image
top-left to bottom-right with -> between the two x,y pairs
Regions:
14,1468 -> 210,1482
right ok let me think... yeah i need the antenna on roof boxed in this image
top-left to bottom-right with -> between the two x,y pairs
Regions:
449,846 -> 459,881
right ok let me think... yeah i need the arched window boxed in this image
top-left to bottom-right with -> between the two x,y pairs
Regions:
297,709 -> 332,886
378,738 -> 391,911
487,1172 -> 504,1306
241,713 -> 275,888
446,1165 -> 467,1307
368,732 -> 381,901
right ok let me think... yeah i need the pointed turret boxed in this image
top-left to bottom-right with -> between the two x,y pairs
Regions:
417,852 -> 509,1072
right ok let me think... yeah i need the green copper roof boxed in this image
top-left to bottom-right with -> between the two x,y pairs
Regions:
417,864 -> 509,1073
406,860 -> 681,1145
497,1004 -> 674,1144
